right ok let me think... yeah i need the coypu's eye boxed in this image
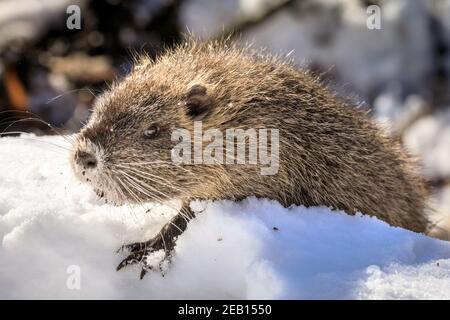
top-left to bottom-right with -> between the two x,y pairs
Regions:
143,125 -> 160,139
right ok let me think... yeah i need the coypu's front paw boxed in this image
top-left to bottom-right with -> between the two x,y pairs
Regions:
116,209 -> 193,279
116,237 -> 172,279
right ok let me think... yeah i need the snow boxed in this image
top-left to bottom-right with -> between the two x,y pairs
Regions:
1,135 -> 450,299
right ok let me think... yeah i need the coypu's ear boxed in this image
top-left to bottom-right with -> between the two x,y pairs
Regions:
184,84 -> 213,121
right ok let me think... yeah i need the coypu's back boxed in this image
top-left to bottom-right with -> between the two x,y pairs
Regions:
161,41 -> 428,232
81,40 -> 430,233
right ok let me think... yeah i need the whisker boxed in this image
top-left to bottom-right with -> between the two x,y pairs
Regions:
120,161 -> 203,182
45,87 -> 98,105
0,131 -> 72,153
0,111 -> 76,145
111,172 -> 146,226
117,170 -> 190,224
115,164 -> 190,196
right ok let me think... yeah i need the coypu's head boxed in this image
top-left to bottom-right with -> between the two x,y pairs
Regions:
71,43 -> 245,205
71,78 -> 219,205
71,41 -> 287,205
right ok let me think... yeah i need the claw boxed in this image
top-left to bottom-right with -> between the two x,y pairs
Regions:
116,253 -> 140,271
139,268 -> 148,280
116,245 -> 126,254
115,209 -> 190,278
116,239 -> 169,278
116,258 -> 129,271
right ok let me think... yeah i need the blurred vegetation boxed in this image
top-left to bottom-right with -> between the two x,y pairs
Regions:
0,0 -> 183,134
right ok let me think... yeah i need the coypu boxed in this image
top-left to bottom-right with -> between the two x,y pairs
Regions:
71,40 -> 431,278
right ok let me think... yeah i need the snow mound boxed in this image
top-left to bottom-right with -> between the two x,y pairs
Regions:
1,135 -> 450,299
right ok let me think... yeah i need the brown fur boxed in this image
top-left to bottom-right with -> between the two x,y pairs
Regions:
73,39 -> 430,235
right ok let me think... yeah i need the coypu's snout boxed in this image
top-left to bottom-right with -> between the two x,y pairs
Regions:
71,135 -> 103,185
74,150 -> 98,170
71,136 -> 116,202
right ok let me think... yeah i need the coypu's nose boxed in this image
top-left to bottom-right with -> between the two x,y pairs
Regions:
75,151 -> 98,170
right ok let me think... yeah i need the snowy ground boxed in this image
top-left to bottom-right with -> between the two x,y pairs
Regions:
1,135 -> 450,299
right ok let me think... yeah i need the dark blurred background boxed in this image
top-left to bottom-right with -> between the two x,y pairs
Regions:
0,0 -> 449,212
0,0 -> 183,133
